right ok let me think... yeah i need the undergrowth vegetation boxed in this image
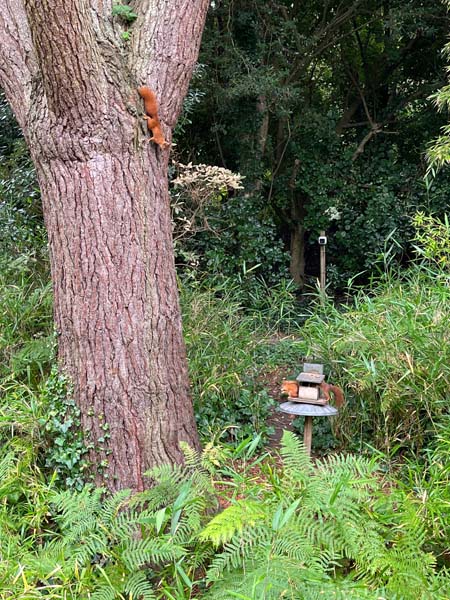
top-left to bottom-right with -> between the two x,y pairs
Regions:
0,254 -> 53,383
1,432 -> 449,599
181,275 -> 300,442
300,265 -> 450,454
294,215 -> 450,558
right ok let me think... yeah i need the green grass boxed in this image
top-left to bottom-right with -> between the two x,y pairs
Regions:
180,278 -> 293,442
298,264 -> 450,455
0,254 -> 53,383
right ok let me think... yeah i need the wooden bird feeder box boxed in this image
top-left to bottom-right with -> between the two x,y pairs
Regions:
279,363 -> 339,455
294,363 -> 327,405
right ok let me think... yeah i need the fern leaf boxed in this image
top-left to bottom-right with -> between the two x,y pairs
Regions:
199,500 -> 266,546
121,537 -> 185,571
180,441 -> 202,470
50,486 -> 104,530
271,529 -> 321,569
279,430 -> 313,485
124,571 -> 156,600
0,452 -> 15,484
101,488 -> 133,527
206,526 -> 270,582
90,583 -> 116,600
113,509 -> 143,539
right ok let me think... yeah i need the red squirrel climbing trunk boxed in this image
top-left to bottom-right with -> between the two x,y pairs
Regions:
138,86 -> 169,148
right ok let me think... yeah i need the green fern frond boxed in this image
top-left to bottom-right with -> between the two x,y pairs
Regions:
180,441 -> 202,470
279,430 -> 313,486
271,529 -> 320,569
50,486 -> 105,530
319,452 -> 377,477
90,582 -> 116,600
207,555 -> 321,600
144,463 -> 186,486
0,452 -> 16,484
121,537 -> 185,571
316,454 -> 379,498
199,500 -> 267,546
136,465 -> 187,511
205,526 -> 271,582
113,509 -> 145,539
70,533 -> 108,567
171,496 -> 207,543
124,571 -> 156,600
180,442 -> 216,493
101,488 -> 133,526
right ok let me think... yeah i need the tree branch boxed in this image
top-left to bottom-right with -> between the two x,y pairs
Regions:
23,0 -> 109,119
351,123 -> 382,161
286,3 -> 378,84
132,0 -> 210,126
0,0 -> 37,130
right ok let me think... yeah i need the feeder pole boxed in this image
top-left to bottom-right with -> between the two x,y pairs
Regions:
318,230 -> 327,296
303,416 -> 313,455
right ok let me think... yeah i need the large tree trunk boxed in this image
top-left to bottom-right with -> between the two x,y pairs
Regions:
288,161 -> 306,288
32,137 -> 198,490
0,0 -> 209,490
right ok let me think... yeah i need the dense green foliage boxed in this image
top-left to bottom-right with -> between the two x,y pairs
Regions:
300,264 -> 450,453
0,95 -> 43,259
173,0 -> 450,288
0,256 -> 53,384
426,0 -> 450,176
297,216 -> 450,456
181,274 -> 302,441
3,0 -> 450,289
201,432 -> 449,600
1,432 -> 449,599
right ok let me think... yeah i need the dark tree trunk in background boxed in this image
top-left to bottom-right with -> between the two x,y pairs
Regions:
289,220 -> 306,287
0,0 -> 209,490
288,161 -> 305,287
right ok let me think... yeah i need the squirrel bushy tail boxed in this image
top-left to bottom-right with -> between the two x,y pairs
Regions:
319,382 -> 345,407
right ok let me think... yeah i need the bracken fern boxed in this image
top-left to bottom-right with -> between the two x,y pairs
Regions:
200,431 -> 448,600
5,446 -> 216,599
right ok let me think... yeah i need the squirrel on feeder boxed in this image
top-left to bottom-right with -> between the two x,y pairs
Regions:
319,381 -> 344,407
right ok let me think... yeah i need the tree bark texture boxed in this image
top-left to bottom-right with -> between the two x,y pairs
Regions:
0,0 -> 210,490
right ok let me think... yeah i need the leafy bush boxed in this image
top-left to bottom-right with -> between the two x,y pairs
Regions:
0,446 -> 216,599
404,416 -> 450,550
39,367 -> 90,490
0,371 -> 90,495
0,95 -> 44,258
179,192 -> 290,287
181,279 -> 276,442
413,212 -> 450,269
201,432 -> 450,600
0,254 -> 53,383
